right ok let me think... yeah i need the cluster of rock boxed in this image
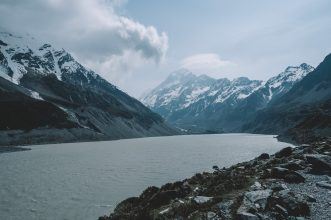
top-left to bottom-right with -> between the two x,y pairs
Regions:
100,138 -> 331,220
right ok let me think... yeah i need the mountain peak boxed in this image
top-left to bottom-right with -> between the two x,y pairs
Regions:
284,63 -> 314,73
232,77 -> 255,86
299,63 -> 313,70
169,68 -> 193,77
0,31 -> 99,84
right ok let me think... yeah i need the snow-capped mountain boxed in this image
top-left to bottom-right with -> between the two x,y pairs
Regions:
236,63 -> 315,113
0,31 -> 177,146
141,64 -> 314,132
0,32 -> 103,87
243,54 -> 331,143
141,69 -> 217,115
249,63 -> 314,105
142,70 -> 263,114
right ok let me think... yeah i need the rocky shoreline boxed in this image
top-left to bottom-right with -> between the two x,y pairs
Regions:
99,138 -> 331,220
0,146 -> 31,154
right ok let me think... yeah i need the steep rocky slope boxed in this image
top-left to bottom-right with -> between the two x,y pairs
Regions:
0,31 -> 177,146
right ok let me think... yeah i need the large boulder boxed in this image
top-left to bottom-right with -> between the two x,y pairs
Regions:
244,189 -> 273,210
268,190 -> 310,217
237,188 -> 273,219
275,147 -> 293,158
280,161 -> 305,171
270,167 -> 305,183
305,154 -> 331,172
258,153 -> 270,160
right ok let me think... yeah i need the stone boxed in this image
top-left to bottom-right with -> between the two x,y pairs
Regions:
271,167 -> 289,179
305,154 -> 331,172
212,165 -> 220,172
193,196 -> 213,204
316,181 -> 331,189
272,190 -> 310,216
275,147 -> 293,158
188,211 -> 220,220
218,200 -> 234,219
238,189 -> 272,215
275,204 -> 288,217
280,162 -> 304,171
283,171 -> 305,183
250,181 -> 263,191
236,211 -> 259,220
245,190 -> 272,209
270,182 -> 288,192
270,167 -> 305,183
159,207 -> 170,215
305,194 -> 316,203
258,153 -> 270,160
207,211 -> 218,219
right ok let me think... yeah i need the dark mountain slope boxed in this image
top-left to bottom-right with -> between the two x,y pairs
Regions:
243,54 -> 331,142
0,77 -> 76,130
0,31 -> 177,146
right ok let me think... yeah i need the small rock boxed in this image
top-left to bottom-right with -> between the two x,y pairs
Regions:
271,167 -> 289,178
237,211 -> 259,220
193,196 -> 212,204
188,211 -> 220,220
270,182 -> 288,192
159,207 -> 170,215
250,181 -> 263,191
306,195 -> 316,203
258,153 -> 270,160
207,211 -> 218,219
275,147 -> 293,158
212,165 -> 220,172
274,204 -> 288,217
316,181 -> 331,189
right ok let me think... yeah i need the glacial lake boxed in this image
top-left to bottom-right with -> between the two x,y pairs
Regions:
0,134 -> 293,220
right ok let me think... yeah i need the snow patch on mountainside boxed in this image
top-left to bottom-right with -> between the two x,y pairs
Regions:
160,87 -> 182,106
29,90 -> 44,100
0,31 -> 98,85
183,86 -> 210,108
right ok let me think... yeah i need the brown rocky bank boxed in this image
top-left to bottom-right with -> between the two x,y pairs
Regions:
99,138 -> 331,220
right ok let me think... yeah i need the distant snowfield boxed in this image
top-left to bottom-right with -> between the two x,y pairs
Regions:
0,134 -> 292,220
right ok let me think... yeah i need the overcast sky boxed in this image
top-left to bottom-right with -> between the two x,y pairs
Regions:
1,0 -> 331,97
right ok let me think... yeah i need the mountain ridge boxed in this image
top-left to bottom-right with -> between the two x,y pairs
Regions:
141,63 -> 314,133
0,31 -> 178,146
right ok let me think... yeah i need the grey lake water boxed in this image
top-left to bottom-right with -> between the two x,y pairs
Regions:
0,134 -> 292,220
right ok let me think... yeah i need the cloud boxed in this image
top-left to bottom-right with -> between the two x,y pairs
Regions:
180,53 -> 234,76
0,0 -> 168,84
